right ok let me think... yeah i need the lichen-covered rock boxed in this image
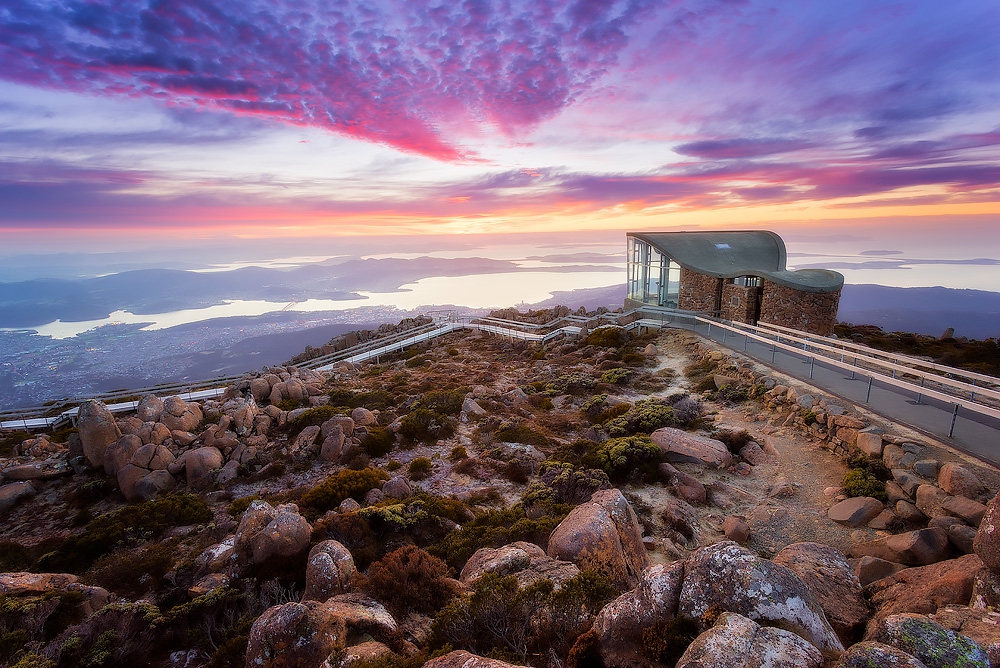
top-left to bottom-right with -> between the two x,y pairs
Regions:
245,600 -> 346,668
773,542 -> 868,643
974,494 -> 1000,574
234,500 -> 312,567
303,540 -> 357,602
592,561 -> 685,668
104,433 -> 143,475
678,541 -> 844,654
78,399 -> 122,468
932,605 -> 1000,667
0,572 -> 111,617
136,394 -> 165,422
291,425 -> 321,453
547,488 -> 649,591
971,567 -> 1000,609
130,443 -> 175,471
651,427 -> 733,468
423,650 -> 521,668
851,528 -> 951,566
186,446 -> 223,489
872,613 -> 989,668
382,477 -> 412,500
160,396 -> 203,432
351,407 -> 376,426
865,554 -> 982,633
837,641 -> 930,668
675,612 -> 824,668
461,542 -> 579,590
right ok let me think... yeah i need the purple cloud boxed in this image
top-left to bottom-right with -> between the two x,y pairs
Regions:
0,0 -> 653,160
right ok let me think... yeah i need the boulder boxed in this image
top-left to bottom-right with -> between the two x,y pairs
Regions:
829,497 -> 885,527
865,554 -> 983,632
895,500 -> 926,524
675,612 -> 824,668
245,600 -> 346,668
341,641 -> 395,668
938,463 -> 988,501
857,431 -> 885,458
186,446 -> 223,490
739,441 -> 767,466
322,416 -> 355,439
914,484 -> 951,519
160,396 -> 203,432
678,541 -> 843,654
135,394 -> 164,422
250,377 -> 272,404
660,493 -> 701,547
871,613 -> 989,668
424,651 -> 521,668
0,481 -> 36,515
856,556 -> 908,587
130,443 -> 174,470
893,470 -> 926,498
773,542 -> 868,643
850,528 -> 951,566
592,561 -> 685,667
78,399 -> 121,468
133,469 -> 176,500
913,459 -> 940,478
382,477 -> 412,500
116,463 -> 148,502
103,434 -> 143,475
320,427 -> 346,463
0,572 -> 111,617
837,641 -> 933,668
972,567 -> 1000,609
974,494 -> 1000,573
722,516 -> 750,544
933,605 -> 1000,666
291,425 -> 321,453
659,462 -> 707,504
303,540 -> 357,602
942,496 -> 987,527
462,397 -> 487,416
234,500 -> 312,567
547,488 -> 649,591
651,427 -> 733,468
949,523 -> 978,554
460,542 -> 579,591
351,407 -> 376,426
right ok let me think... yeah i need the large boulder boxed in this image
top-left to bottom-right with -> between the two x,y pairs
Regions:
651,427 -> 733,468
676,612 -> 824,668
104,434 -> 142,475
234,500 -> 312,567
160,396 -> 203,432
678,541 -> 844,655
460,541 -> 580,591
424,651 -> 521,668
851,528 -> 951,566
974,494 -> 1000,573
0,572 -> 111,617
351,407 -> 376,426
245,600 -> 346,668
773,542 -> 868,643
77,399 -> 121,468
932,605 -> 1000,666
547,488 -> 649,591
0,481 -> 36,515
135,394 -> 164,422
865,554 -> 983,633
837,641 -> 934,668
303,540 -> 357,602
592,562 -> 685,668
186,446 -> 223,490
829,497 -> 885,527
938,463 -> 988,501
871,613 -> 989,668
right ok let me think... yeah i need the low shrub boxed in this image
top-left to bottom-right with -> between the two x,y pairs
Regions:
585,327 -> 624,348
642,615 -> 699,665
85,543 -> 174,598
286,405 -> 340,437
408,457 -> 433,480
714,429 -> 754,455
418,389 -> 467,416
846,453 -> 892,481
405,355 -> 429,368
365,546 -> 459,617
715,383 -> 752,403
494,423 -> 551,447
600,368 -> 633,385
300,468 -> 390,513
37,493 -> 211,574
361,427 -> 395,458
842,468 -> 888,501
527,395 -> 554,410
604,398 -> 676,436
448,446 -> 468,461
587,436 -> 664,481
399,408 -> 455,443
227,495 -> 262,519
428,505 -> 567,571
0,431 -> 30,457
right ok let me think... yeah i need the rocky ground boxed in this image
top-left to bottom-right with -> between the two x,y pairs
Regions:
1,311 -> 999,668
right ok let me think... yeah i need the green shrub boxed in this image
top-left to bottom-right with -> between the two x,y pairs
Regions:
386,460 -> 402,472
494,422 -> 551,447
448,446 -> 468,461
418,389 -> 467,416
0,541 -> 33,572
85,543 -> 174,598
846,453 -> 892,481
0,431 -> 30,457
428,505 -> 567,571
842,468 -> 887,501
227,495 -> 261,519
535,462 -> 611,506
365,546 -> 459,616
405,355 -> 429,368
300,468 -> 390,512
528,395 -> 554,410
803,410 -> 817,425
399,408 -> 455,443
716,383 -> 752,402
276,397 -> 308,411
600,368 -> 633,385
587,436 -> 664,481
362,427 -> 395,458
408,457 -> 433,480
604,398 -> 676,436
286,405 -> 340,437
585,327 -> 624,348
642,615 -> 699,665
37,493 -> 211,573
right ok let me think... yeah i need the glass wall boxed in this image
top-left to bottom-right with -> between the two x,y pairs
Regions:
627,237 -> 680,307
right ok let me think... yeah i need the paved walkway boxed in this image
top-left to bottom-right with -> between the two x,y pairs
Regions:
676,319 -> 1000,466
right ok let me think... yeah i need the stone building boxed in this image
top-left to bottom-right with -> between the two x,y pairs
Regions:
625,231 -> 843,335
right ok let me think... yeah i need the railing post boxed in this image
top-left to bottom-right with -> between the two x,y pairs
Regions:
809,357 -> 815,379
949,404 -> 960,438
866,377 -> 873,403
744,334 -> 748,351
916,377 -> 924,404
771,341 -> 776,363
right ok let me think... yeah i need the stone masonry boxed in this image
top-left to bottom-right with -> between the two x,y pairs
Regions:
758,280 -> 841,336
679,268 -> 722,314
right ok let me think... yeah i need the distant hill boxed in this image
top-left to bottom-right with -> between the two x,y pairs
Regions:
838,284 -> 1000,340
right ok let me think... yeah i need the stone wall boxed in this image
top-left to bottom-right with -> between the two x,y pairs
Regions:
759,281 -> 841,335
720,283 -> 761,324
679,268 -> 722,313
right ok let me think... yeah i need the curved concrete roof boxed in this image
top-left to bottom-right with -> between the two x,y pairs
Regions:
630,231 -> 844,293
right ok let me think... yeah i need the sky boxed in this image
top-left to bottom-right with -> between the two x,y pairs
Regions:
1,0 -> 999,257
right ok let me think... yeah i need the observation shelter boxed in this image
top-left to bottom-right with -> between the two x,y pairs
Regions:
625,231 -> 844,335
